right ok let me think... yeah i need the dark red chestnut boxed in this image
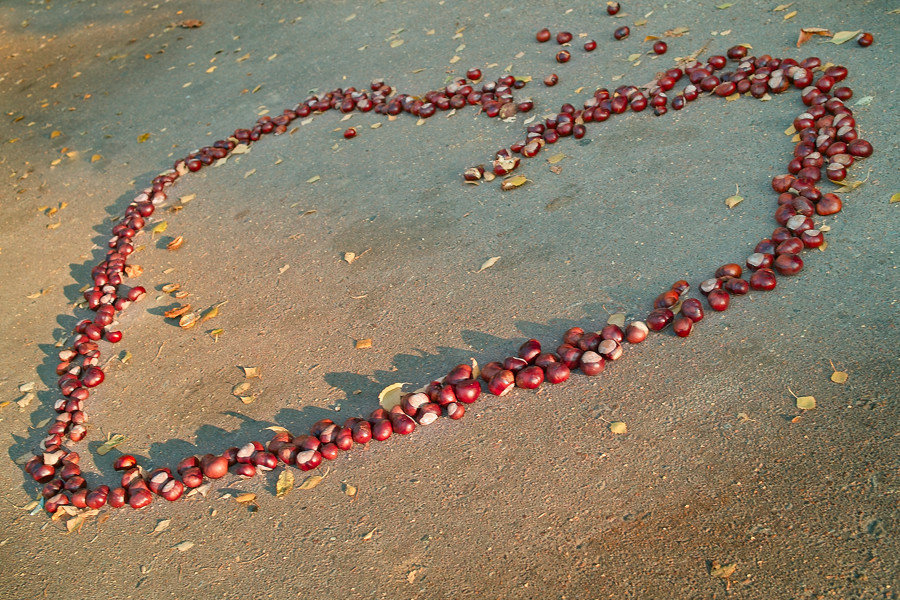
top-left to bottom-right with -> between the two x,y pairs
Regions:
518,339 -> 542,363
646,309 -> 674,331
488,370 -> 516,396
749,269 -> 778,291
536,28 -> 551,43
614,26 -> 630,40
545,362 -> 570,384
707,289 -> 730,311
774,253 -> 803,275
580,351 -> 605,376
673,317 -> 693,337
445,403 -> 466,420
453,379 -> 482,404
200,454 -> 229,479
556,31 -> 573,44
445,364 -> 472,384
113,455 -> 137,471
515,365 -> 544,389
625,321 -> 649,344
181,467 -> 203,488
680,298 -> 704,322
653,41 -> 667,55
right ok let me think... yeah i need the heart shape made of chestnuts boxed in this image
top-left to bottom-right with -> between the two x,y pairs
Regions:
26,43 -> 873,514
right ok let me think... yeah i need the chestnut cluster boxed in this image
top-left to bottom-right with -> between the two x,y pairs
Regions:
22,42 -> 874,515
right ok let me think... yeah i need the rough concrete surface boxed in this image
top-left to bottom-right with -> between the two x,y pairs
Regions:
0,1 -> 897,599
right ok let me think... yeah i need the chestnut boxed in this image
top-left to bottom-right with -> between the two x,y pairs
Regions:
71,489 -> 89,508
625,321 -> 649,344
680,298 -> 704,323
320,441 -> 341,459
85,489 -> 108,509
563,327 -> 584,346
350,421 -> 372,444
707,289 -> 730,311
715,264 -> 742,279
545,362 -> 571,384
724,278 -> 749,296
646,309 -> 674,331
200,454 -> 229,479
160,480 -> 185,501
577,332 -> 601,352
129,489 -> 153,509
515,365 -> 544,389
480,361 -> 503,382
518,339 -> 542,363
108,487 -> 127,508
296,450 -> 323,471
488,370 -> 516,396
534,353 -> 558,369
536,28 -> 551,43
388,411 -> 416,435
749,269 -> 778,291
673,317 -> 693,338
774,253 -> 803,275
114,454 -> 137,471
597,339 -> 623,361
445,402 -> 466,420
445,364 -> 473,384
453,379 -> 482,404
801,229 -> 824,248
503,356 -> 529,372
416,403 -> 442,425
181,467 -> 204,488
557,345 -> 583,368
580,351 -> 605,376
252,451 -> 278,471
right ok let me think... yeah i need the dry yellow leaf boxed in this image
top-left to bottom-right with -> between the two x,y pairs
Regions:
240,366 -> 260,378
378,383 -> 405,410
476,256 -> 501,273
610,421 -> 627,434
390,39 -> 404,48
91,154 -> 102,163
50,130 -> 61,139
783,10 -> 797,20
235,493 -> 257,504
607,313 -> 627,327
356,338 -> 373,349
500,175 -> 529,190
298,474 -> 325,490
178,312 -> 200,329
831,371 -> 848,384
151,221 -> 168,234
306,175 -> 320,183
547,153 -> 567,164
164,304 -> 191,319
166,235 -> 184,251
137,133 -> 150,143
200,303 -> 221,322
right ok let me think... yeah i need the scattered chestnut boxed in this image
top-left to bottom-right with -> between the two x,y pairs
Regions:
673,316 -> 693,337
343,127 -> 357,139
485,369 -> 514,396
680,298 -> 704,322
556,31 -> 573,44
707,289 -> 730,311
556,50 -> 571,63
774,253 -> 803,276
653,41 -> 667,55
114,454 -> 137,471
646,309 -> 674,331
607,2 -> 620,15
613,26 -> 630,40
515,365 -> 544,389
580,351 -> 606,376
544,73 -> 559,87
625,321 -> 649,344
584,40 -> 597,52
200,454 -> 229,479
536,28 -> 551,43
749,269 -> 778,291
857,32 -> 873,47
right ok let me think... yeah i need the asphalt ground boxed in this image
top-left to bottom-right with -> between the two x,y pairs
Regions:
0,1 -> 897,598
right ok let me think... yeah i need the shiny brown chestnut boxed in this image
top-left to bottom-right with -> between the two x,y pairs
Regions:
625,321 -> 649,344
515,366 -> 544,389
680,298 -> 704,323
707,289 -> 730,311
749,269 -> 778,291
673,317 -> 693,338
774,253 -> 803,275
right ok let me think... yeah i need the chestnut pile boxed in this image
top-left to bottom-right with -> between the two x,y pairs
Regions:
23,40 -> 874,514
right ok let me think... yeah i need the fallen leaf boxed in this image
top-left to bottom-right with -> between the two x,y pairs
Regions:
379,383 -> 405,410
342,482 -> 357,498
476,256 -> 501,273
716,2 -> 733,8
830,30 -> 861,45
16,392 -> 36,408
853,96 -> 874,106
65,509 -> 99,533
50,130 -> 61,139
610,421 -> 627,434
470,358 -> 481,381
710,561 -> 737,579
783,10 -> 797,20
725,185 -> 744,208
180,19 -> 204,28
306,175 -> 320,184
627,53 -> 642,62
149,519 -> 171,535
178,312 -> 200,329
137,133 -> 151,143
18,382 -> 35,393
97,434 -> 127,455
232,381 -> 252,396
298,474 -> 325,490
173,541 -> 194,552
547,153 -> 566,164
501,175 -> 529,191
634,18 -> 648,26
343,252 -> 357,264
200,303 -> 222,322
235,493 -> 257,504
829,360 -> 848,384
209,328 -> 224,340
187,483 -> 211,498
164,304 -> 191,319
796,395 -> 816,410
91,154 -> 102,163
275,470 -> 295,498
151,221 -> 168,234
26,287 -> 52,299
265,426 -> 290,434
241,366 -> 260,378
664,27 -> 690,37
725,92 -> 740,102
355,338 -> 373,349
124,264 -> 144,278
607,313 -> 627,327
362,528 -> 377,540
891,193 -> 900,203
773,3 -> 793,10
166,236 -> 184,251
390,39 -> 404,48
